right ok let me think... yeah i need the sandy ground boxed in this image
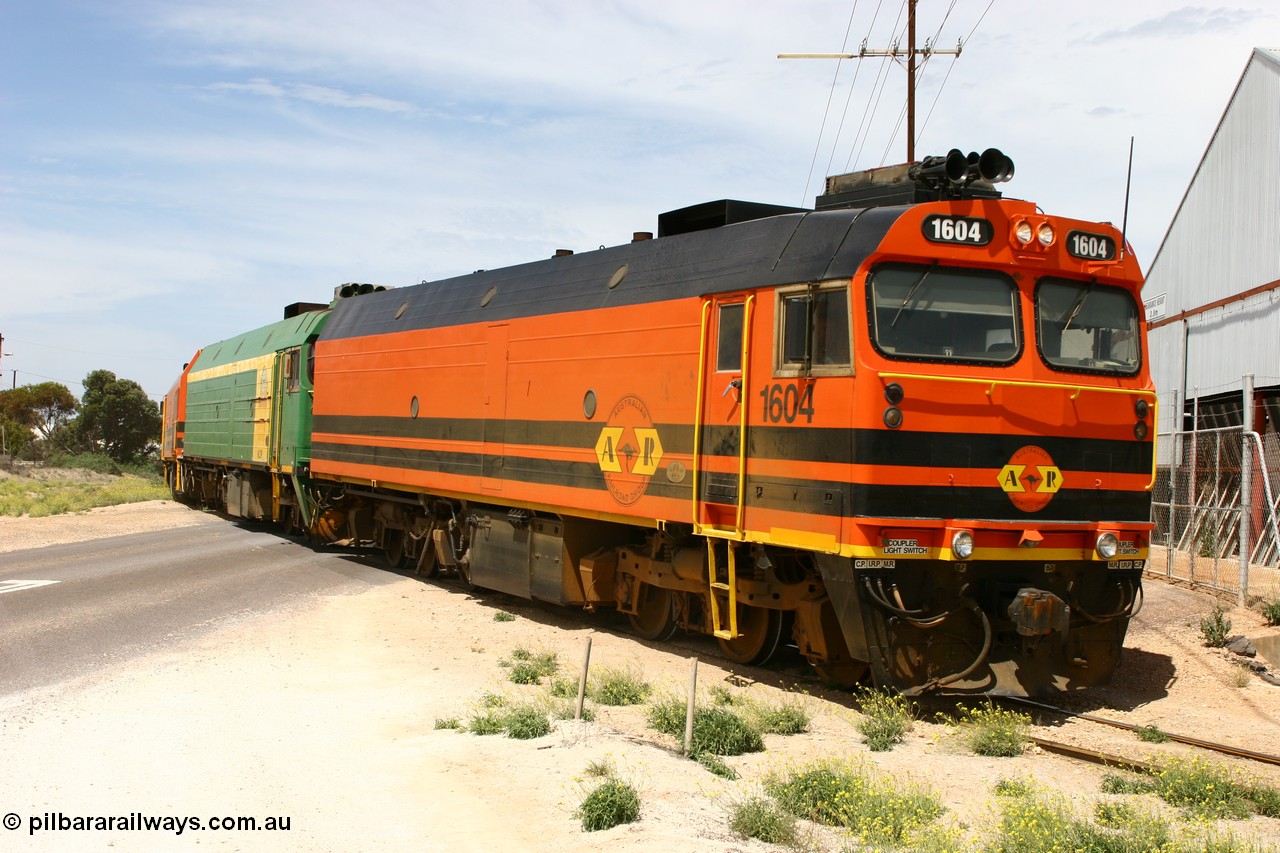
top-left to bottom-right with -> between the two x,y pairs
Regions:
2,500 -> 1279,851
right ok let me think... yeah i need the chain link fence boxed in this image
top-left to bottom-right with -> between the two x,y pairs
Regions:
1151,426 -> 1280,602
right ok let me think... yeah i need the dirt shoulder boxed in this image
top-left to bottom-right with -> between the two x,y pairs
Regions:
1,504 -> 1278,852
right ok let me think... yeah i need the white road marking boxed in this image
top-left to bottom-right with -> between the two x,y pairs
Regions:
0,580 -> 60,595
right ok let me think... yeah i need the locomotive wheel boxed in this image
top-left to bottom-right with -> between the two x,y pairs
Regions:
629,584 -> 678,641
717,605 -> 785,665
383,529 -> 407,569
812,660 -> 870,688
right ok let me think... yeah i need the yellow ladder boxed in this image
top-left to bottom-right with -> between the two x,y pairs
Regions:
705,538 -> 738,640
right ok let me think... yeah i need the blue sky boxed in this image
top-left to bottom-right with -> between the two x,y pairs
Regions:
1,1 -> 1272,401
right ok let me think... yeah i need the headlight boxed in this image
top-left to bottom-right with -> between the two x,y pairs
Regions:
952,530 -> 974,559
1037,223 -> 1055,246
1014,221 -> 1033,245
1096,532 -> 1119,560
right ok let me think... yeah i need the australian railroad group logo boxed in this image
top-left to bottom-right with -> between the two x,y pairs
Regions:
998,445 -> 1063,512
594,395 -> 663,506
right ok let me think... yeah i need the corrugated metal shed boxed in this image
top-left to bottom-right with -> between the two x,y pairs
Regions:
1144,47 -> 1280,426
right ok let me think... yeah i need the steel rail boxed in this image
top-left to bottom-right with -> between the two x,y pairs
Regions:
1001,695 -> 1280,767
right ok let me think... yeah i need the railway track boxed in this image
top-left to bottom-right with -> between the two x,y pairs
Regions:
1000,695 -> 1280,769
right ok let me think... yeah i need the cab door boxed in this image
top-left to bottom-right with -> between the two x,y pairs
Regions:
693,294 -> 755,536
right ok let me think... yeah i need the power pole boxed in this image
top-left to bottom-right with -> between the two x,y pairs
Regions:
780,0 -> 961,162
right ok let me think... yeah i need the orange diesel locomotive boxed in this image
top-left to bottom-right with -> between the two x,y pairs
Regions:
165,150 -> 1155,695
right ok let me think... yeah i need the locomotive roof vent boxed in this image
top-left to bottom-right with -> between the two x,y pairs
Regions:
334,282 -> 392,300
657,199 -> 808,238
816,147 -> 1015,211
283,301 -> 329,319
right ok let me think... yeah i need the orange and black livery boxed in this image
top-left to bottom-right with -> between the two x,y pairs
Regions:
167,149 -> 1154,695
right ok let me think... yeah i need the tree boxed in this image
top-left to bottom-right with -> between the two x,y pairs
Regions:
24,382 -> 79,439
74,370 -> 161,462
0,382 -> 78,457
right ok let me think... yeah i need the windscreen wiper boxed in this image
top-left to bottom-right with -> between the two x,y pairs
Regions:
1063,280 -> 1096,332
892,265 -> 935,327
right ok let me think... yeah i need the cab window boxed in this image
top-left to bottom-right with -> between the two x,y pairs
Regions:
868,263 -> 1019,363
716,303 -> 744,372
776,283 -> 851,375
1035,278 -> 1140,375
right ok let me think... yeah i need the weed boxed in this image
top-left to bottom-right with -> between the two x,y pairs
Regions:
547,676 -> 580,699
503,705 -> 551,740
503,648 -> 558,685
709,684 -> 744,706
754,701 -> 809,736
467,710 -> 507,735
855,688 -> 913,751
728,796 -> 797,845
694,752 -> 738,780
432,717 -> 462,730
1200,604 -> 1232,647
993,777 -> 1035,798
546,699 -> 594,722
1260,596 -> 1280,626
1147,754 -> 1257,819
587,665 -> 651,706
583,758 -> 615,778
492,610 -> 516,622
1135,724 -> 1171,743
1231,661 -> 1253,688
764,758 -> 943,845
1101,772 -> 1154,795
646,698 -> 764,756
576,779 -> 640,831
954,702 -> 1029,757
992,790 -> 1172,853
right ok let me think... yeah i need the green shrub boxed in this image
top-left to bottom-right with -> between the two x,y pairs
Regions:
492,610 -> 516,622
503,705 -> 551,740
1260,596 -> 1280,626
1200,605 -> 1232,648
1135,724 -> 1171,743
992,790 -> 1171,853
855,688 -> 913,751
728,796 -> 797,845
588,666 -> 651,706
994,778 -> 1035,798
503,648 -> 558,685
576,779 -> 640,831
433,717 -> 462,730
694,752 -> 738,780
755,701 -> 810,736
764,758 -> 943,845
955,703 -> 1029,757
646,698 -> 764,756
1148,755 -> 1255,819
467,710 -> 507,735
548,676 -> 579,699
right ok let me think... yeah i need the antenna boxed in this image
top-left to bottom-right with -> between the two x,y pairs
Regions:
1120,136 -> 1134,260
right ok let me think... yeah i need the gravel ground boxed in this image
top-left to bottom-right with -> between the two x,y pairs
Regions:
1,499 -> 1279,851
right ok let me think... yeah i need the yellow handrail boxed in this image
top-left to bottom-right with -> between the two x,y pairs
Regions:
733,295 -> 756,535
877,370 -> 1157,402
691,301 -> 712,530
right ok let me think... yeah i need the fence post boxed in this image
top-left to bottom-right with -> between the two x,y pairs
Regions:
1240,374 -> 1254,605
1189,390 -> 1200,584
1167,389 -> 1180,578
